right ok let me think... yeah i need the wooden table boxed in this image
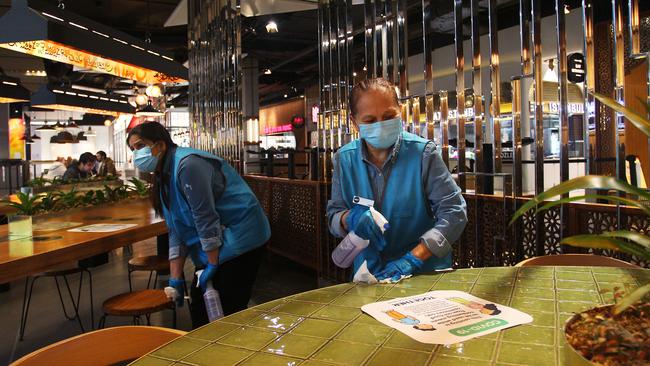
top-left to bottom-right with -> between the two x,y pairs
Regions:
132,266 -> 649,366
0,199 -> 166,284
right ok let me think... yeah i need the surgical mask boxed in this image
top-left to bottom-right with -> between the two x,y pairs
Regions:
133,146 -> 159,173
358,117 -> 403,149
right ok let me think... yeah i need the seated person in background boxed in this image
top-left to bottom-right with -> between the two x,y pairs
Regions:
96,150 -> 118,177
62,152 -> 96,181
43,157 -> 67,179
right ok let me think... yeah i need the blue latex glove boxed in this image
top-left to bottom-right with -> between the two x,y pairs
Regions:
375,252 -> 424,282
198,263 -> 218,291
168,278 -> 185,307
345,205 -> 386,250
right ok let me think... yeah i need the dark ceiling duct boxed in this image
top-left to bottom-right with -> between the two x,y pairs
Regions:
31,84 -> 135,116
0,0 -> 188,84
0,73 -> 30,103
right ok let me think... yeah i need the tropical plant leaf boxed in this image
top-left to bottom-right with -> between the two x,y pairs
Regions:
561,234 -> 650,260
614,283 -> 650,314
511,176 -> 650,225
534,194 -> 650,218
592,92 -> 650,137
600,231 -> 650,249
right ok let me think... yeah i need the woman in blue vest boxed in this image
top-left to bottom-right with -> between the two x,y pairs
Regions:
127,122 -> 270,328
327,78 -> 467,282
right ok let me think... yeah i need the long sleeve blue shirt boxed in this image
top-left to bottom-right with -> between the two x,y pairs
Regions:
163,150 -> 226,260
326,135 -> 467,258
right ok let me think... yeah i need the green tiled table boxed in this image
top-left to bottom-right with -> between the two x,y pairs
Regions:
132,266 -> 648,366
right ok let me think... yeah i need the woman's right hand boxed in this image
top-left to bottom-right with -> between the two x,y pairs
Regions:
345,205 -> 386,250
168,278 -> 185,307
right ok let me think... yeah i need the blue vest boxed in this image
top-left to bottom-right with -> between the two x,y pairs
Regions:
337,131 -> 452,274
162,147 -> 271,266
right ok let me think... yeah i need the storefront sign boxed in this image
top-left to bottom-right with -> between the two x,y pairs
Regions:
264,124 -> 293,135
567,53 -> 585,83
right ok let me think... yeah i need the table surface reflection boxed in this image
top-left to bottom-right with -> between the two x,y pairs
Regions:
0,199 -> 166,283
133,266 -> 648,366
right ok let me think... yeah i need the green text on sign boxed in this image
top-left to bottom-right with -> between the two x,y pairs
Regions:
449,318 -> 508,336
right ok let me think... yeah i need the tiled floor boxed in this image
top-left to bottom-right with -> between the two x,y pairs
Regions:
0,239 -> 318,364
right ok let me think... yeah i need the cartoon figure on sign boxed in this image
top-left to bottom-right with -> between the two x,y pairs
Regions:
447,297 -> 502,315
384,310 -> 436,331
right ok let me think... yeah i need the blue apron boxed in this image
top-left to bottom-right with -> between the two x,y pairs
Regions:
337,131 -> 453,274
162,147 -> 271,266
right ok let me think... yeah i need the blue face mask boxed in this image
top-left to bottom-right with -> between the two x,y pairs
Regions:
133,146 -> 159,173
358,117 -> 403,149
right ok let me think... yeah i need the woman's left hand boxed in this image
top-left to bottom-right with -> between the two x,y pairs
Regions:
375,252 -> 424,282
199,263 -> 218,290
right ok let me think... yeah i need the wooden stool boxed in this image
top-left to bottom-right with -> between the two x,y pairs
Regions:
11,326 -> 186,366
20,267 -> 93,341
98,289 -> 176,329
127,255 -> 169,291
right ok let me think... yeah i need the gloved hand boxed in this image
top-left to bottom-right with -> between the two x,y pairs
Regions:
168,278 -> 185,307
199,263 -> 218,291
345,205 -> 386,250
375,252 -> 424,282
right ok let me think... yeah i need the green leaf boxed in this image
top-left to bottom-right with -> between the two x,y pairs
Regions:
511,176 -> 650,225
561,234 -> 650,260
614,284 -> 650,314
534,194 -> 650,217
600,231 -> 650,249
592,92 -> 650,137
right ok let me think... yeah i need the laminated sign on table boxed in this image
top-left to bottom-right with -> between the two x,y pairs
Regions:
361,290 -> 533,344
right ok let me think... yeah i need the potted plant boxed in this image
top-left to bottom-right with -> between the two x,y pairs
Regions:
511,93 -> 650,365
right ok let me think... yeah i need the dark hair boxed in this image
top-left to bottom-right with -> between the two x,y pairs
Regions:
126,122 -> 177,215
483,303 -> 501,315
79,152 -> 97,165
96,151 -> 107,159
349,78 -> 399,117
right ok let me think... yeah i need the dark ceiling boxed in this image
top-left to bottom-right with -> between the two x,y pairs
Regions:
1,0 -> 647,107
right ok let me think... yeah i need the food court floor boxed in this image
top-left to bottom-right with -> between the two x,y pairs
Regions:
0,239 -> 318,364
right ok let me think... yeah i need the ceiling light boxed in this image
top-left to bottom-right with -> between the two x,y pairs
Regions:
31,85 -> 135,116
66,117 -> 79,128
25,70 -> 47,77
264,69 -> 272,75
564,5 -> 570,14
85,126 -> 96,136
36,121 -> 55,130
104,119 -> 112,126
284,94 -> 288,98
135,93 -> 149,105
30,134 -> 41,140
54,120 -> 65,131
266,21 -> 278,33
0,0 -> 187,84
353,72 -> 357,77
0,74 -> 29,103
135,100 -> 165,117
145,85 -> 162,98
362,65 -> 367,71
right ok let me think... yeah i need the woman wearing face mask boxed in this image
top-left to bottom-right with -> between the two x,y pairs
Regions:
327,78 -> 467,282
127,122 -> 270,328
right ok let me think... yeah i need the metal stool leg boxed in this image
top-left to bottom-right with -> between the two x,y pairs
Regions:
98,314 -> 107,329
19,276 -> 41,341
145,270 -> 154,289
83,269 -> 94,330
53,276 -> 76,321
128,268 -> 133,292
152,272 -> 159,289
172,307 -> 177,329
61,275 -> 85,333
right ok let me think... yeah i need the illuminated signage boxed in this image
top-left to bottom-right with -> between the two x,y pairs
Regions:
0,41 -> 183,84
264,124 -> 293,135
311,105 -> 319,124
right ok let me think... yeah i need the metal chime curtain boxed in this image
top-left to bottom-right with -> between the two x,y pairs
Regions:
188,0 -> 243,170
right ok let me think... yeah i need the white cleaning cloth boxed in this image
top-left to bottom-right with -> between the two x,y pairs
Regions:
352,260 -> 378,284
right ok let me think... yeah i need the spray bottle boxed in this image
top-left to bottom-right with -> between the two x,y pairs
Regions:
196,269 -> 224,321
331,206 -> 389,268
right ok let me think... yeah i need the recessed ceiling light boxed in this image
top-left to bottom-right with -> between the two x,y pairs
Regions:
264,69 -> 272,75
266,21 -> 278,33
283,94 -> 288,98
